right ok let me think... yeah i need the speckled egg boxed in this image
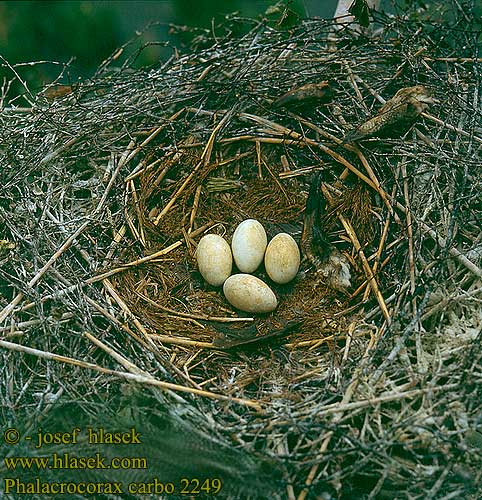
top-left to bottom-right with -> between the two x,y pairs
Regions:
231,219 -> 267,273
264,233 -> 300,284
223,274 -> 277,313
196,234 -> 232,286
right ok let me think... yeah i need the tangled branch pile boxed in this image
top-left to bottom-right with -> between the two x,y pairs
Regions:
1,3 -> 481,499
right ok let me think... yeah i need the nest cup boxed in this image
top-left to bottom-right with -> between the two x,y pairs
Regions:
122,139 -> 357,356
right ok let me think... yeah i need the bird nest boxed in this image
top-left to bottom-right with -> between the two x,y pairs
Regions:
1,3 -> 481,499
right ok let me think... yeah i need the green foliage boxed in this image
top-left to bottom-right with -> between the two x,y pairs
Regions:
0,1 -> 122,85
0,0 -> 310,90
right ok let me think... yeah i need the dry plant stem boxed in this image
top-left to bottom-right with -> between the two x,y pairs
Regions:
102,279 -> 152,342
344,61 -> 369,113
123,109 -> 187,184
15,223 -> 212,315
124,158 -> 162,182
278,440 -> 296,500
425,56 -> 482,62
0,140 -> 135,325
298,331 -> 378,500
354,75 -> 386,104
103,224 -> 127,267
181,135 -> 314,147
420,286 -> 482,321
124,208 -> 141,243
369,292 -> 431,386
150,334 -> 214,349
287,111 -> 394,215
340,215 -> 391,324
135,291 -> 253,323
362,234 -> 388,301
102,279 -> 209,389
2,107 -> 33,113
325,155 -> 482,280
308,337 -> 335,351
87,222 -> 212,284
342,322 -> 356,365
84,295 -> 150,349
362,199 -> 394,301
361,163 -> 402,300
39,137 -> 79,167
313,384 -> 457,417
262,159 -> 290,201
188,184 -> 202,234
284,335 -> 336,349
133,108 -> 186,153
128,180 -> 146,246
85,331 -> 148,376
0,294 -> 25,325
242,113 -> 385,194
421,111 -> 482,144
321,188 -> 390,314
20,387 -> 66,440
353,146 -> 398,221
256,140 -> 263,178
102,279 -> 204,391
153,158 -> 176,188
181,225 -> 195,257
154,111 -> 232,224
165,314 -> 203,329
0,338 -> 261,410
356,255 -> 391,300
365,281 -> 411,320
279,165 -> 322,178
0,313 -> 75,335
182,349 -> 203,373
391,199 -> 482,278
1,57 -> 35,104
123,109 -> 189,183
401,160 -> 417,314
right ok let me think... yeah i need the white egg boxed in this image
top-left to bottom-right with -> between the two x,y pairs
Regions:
223,274 -> 277,313
196,234 -> 232,286
231,219 -> 267,273
264,233 -> 300,284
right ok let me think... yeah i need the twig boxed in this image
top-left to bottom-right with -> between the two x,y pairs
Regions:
0,338 -> 262,411
87,222 -> 212,283
150,334 -> 215,349
128,179 -> 146,246
15,222 -> 213,315
298,330 -> 379,500
154,110 -> 233,224
392,199 -> 482,278
102,278 -> 209,392
339,215 -> 391,324
313,384 -> 458,417
241,113 -> 386,195
401,158 -> 417,313
188,184 -> 202,234
0,139 -> 135,324
421,111 -> 482,144
135,291 -> 253,323
124,157 -> 162,182
353,146 -> 398,221
0,313 -> 75,335
256,140 -> 263,179
85,331 -> 149,376
424,56 -> 482,63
